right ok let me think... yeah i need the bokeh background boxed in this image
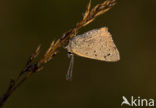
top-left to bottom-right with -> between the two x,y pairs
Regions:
0,0 -> 156,108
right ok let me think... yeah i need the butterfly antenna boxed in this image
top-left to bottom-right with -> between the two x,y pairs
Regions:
66,52 -> 74,80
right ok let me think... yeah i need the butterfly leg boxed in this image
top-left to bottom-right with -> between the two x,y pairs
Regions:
66,52 -> 74,80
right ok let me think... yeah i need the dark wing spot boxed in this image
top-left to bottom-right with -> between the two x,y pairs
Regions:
95,54 -> 97,56
104,56 -> 107,59
107,53 -> 111,56
94,50 -> 96,53
104,53 -> 111,59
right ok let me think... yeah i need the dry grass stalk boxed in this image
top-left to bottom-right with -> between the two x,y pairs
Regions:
0,0 -> 116,107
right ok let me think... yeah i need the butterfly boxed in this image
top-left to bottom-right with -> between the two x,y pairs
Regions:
65,27 -> 120,80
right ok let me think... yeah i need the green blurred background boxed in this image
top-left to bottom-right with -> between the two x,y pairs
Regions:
0,0 -> 156,108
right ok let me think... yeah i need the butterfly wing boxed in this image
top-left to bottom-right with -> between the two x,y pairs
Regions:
68,27 -> 120,62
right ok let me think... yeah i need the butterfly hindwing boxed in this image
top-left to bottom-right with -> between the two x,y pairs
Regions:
68,27 -> 120,62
